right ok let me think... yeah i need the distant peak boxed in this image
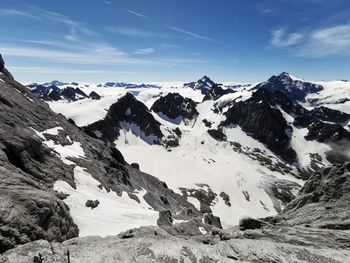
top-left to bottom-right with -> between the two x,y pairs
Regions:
278,72 -> 290,78
200,75 -> 214,83
277,72 -> 303,81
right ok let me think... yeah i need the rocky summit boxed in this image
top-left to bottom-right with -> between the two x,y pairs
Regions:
0,53 -> 350,263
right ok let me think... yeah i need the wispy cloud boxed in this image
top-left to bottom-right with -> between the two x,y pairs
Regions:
8,66 -> 135,75
0,7 -> 97,37
126,9 -> 147,19
299,24 -> 350,57
133,48 -> 155,55
0,8 -> 40,20
270,28 -> 304,48
0,45 -> 148,65
166,25 -> 227,46
270,24 -> 350,57
102,0 -> 111,4
28,6 -> 97,36
107,26 -> 171,38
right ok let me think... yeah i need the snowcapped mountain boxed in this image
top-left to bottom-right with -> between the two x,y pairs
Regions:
2,53 -> 350,262
184,75 -> 216,94
25,73 -> 350,230
254,72 -> 324,101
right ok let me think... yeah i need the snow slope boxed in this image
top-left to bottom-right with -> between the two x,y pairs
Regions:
28,77 -> 349,230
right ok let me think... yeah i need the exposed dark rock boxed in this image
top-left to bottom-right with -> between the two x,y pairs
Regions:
202,84 -> 235,101
207,129 -> 227,141
29,85 -> 89,102
219,192 -> 231,207
151,93 -> 198,122
239,217 -> 266,230
202,119 -> 212,128
203,213 -> 222,229
85,200 -> 100,209
157,210 -> 173,227
61,87 -> 87,101
180,186 -> 217,213
85,93 -> 163,143
304,121 -> 350,143
288,163 -> 350,210
184,75 -> 215,94
173,127 -> 182,137
130,163 -> 140,170
309,106 -> 350,123
221,94 -> 297,163
254,72 -> 323,101
88,91 -> 101,100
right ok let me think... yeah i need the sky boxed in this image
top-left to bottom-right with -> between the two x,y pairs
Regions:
0,0 -> 350,83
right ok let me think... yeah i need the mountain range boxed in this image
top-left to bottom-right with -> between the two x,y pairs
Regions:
1,54 -> 350,262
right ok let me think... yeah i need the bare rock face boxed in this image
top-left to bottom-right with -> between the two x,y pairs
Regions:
202,84 -> 235,101
85,92 -> 164,143
88,91 -> 101,100
239,217 -> 265,230
151,93 -> 199,122
221,95 -> 297,163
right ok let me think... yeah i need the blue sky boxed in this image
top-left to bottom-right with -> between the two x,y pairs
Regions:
1,0 -> 350,83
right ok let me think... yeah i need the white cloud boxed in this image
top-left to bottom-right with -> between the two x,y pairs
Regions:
166,25 -> 227,46
0,9 -> 40,20
107,26 -> 170,38
29,7 -> 97,36
133,48 -> 155,55
270,24 -> 350,57
0,45 -> 151,65
126,9 -> 147,19
0,7 -> 97,37
299,24 -> 350,57
270,28 -> 304,48
8,66 -> 136,75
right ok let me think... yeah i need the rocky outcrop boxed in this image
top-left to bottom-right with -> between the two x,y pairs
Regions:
88,91 -> 101,100
151,93 -> 198,123
221,94 -> 297,163
304,120 -> 350,143
309,106 -> 350,123
202,84 -> 234,101
254,72 -> 323,101
85,92 -> 164,143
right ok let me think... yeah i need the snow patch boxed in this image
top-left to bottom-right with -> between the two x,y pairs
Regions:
54,166 -> 158,237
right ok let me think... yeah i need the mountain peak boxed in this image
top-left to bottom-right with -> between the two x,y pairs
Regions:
278,72 -> 291,78
258,72 -> 323,101
184,75 -> 216,94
